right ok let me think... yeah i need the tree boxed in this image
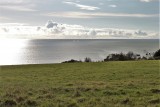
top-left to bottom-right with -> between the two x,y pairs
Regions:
104,53 -> 128,61
119,53 -> 127,61
84,57 -> 92,62
154,49 -> 160,59
126,51 -> 135,60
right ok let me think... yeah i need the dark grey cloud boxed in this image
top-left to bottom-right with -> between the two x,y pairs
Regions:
45,20 -> 58,28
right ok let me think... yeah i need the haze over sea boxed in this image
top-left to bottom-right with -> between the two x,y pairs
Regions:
0,39 -> 159,65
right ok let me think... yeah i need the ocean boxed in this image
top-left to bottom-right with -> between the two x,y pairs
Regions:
0,39 -> 159,65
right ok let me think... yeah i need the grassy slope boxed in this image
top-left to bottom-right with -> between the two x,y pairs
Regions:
0,60 -> 159,107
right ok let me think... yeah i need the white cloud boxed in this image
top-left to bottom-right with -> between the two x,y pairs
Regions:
140,0 -> 158,2
43,12 -> 159,19
0,0 -> 27,4
88,29 -> 97,36
0,16 -> 10,20
63,1 -> 100,10
140,0 -> 150,2
0,21 -> 158,39
108,5 -> 117,8
0,0 -> 36,12
43,12 -> 92,18
0,23 -> 28,26
0,5 -> 37,12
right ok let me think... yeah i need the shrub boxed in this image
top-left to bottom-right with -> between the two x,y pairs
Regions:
154,49 -> 160,59
104,53 -> 128,61
84,57 -> 92,62
62,59 -> 82,63
104,51 -> 141,61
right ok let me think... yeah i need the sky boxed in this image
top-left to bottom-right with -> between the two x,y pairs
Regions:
0,0 -> 159,39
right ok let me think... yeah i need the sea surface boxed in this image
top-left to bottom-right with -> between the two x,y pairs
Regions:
0,39 -> 159,65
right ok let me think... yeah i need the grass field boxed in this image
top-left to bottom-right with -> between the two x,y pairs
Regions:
0,60 -> 159,107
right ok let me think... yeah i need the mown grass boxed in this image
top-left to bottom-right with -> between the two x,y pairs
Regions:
0,60 -> 159,107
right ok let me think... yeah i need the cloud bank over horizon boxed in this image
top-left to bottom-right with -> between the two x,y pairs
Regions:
0,0 -> 159,37
0,20 -> 158,39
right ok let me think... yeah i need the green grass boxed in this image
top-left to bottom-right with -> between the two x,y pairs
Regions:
0,60 -> 159,107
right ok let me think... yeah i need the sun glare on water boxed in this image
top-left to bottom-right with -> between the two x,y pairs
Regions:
0,39 -> 29,65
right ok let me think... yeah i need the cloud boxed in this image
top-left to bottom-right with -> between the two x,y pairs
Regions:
108,5 -> 117,8
43,12 -> 159,19
0,0 -> 27,5
140,0 -> 158,2
0,0 -> 37,12
0,5 -> 37,12
45,20 -> 58,28
88,29 -> 97,36
1,28 -> 9,32
0,16 -> 10,20
0,21 -> 158,39
63,1 -> 100,10
43,12 -> 92,18
140,0 -> 150,2
0,23 -> 28,26
134,30 -> 147,36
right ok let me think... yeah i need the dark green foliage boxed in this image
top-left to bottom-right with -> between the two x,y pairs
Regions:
154,49 -> 160,59
104,51 -> 141,61
62,59 -> 82,63
126,51 -> 134,60
84,57 -> 92,62
63,49 -> 160,63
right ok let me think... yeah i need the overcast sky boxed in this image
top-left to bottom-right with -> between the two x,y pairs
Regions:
0,0 -> 159,39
